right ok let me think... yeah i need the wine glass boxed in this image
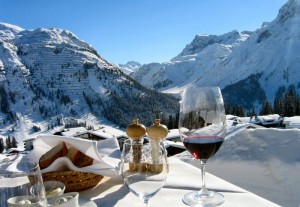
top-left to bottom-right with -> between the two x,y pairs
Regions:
0,157 -> 47,207
179,86 -> 227,207
121,139 -> 168,207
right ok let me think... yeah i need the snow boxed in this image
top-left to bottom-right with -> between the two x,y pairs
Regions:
175,123 -> 300,207
60,126 -> 87,137
283,116 -> 300,128
52,117 -> 300,206
0,22 -> 24,40
0,1 -> 300,206
94,125 -> 126,138
88,73 -> 107,96
117,61 -> 142,75
131,0 -> 300,107
1,114 -> 300,206
61,125 -> 126,139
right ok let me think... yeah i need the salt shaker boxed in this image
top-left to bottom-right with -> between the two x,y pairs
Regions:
147,119 -> 168,173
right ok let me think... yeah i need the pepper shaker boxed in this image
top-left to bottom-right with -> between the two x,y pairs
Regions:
126,119 -> 146,172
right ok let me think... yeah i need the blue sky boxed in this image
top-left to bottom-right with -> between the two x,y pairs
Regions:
0,0 -> 287,64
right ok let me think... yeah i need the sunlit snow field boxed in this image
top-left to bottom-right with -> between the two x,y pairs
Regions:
175,127 -> 300,207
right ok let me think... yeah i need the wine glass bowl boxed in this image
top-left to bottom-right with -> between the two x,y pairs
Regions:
0,158 -> 47,207
179,86 -> 226,207
121,139 -> 168,206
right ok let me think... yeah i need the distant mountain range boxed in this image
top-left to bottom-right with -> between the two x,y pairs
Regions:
131,0 -> 300,111
116,61 -> 141,75
1,0 -> 299,140
0,22 -> 178,136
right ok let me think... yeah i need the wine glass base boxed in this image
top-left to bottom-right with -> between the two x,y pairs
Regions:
182,191 -> 225,207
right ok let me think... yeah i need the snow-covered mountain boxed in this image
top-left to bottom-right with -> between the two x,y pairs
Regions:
117,61 -> 142,75
0,23 -> 178,140
131,0 -> 300,111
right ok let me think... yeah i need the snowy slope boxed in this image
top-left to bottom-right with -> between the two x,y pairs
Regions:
131,30 -> 249,91
0,23 -> 178,143
131,0 -> 300,109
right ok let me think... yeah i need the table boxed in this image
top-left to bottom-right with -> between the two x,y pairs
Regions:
80,158 -> 281,207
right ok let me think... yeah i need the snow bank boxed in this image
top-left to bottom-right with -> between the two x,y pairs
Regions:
175,127 -> 300,207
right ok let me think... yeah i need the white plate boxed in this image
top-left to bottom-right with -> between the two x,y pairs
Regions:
79,197 -> 97,207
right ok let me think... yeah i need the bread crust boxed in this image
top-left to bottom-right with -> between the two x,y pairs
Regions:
65,147 -> 81,163
74,152 -> 94,168
65,147 -> 93,167
39,142 -> 68,169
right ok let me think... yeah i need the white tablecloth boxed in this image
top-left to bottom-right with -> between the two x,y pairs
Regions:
79,158 -> 281,207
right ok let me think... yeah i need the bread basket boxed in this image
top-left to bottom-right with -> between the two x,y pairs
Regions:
28,169 -> 103,192
40,170 -> 103,192
26,135 -> 121,192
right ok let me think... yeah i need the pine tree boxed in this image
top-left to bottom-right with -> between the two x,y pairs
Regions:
174,112 -> 179,129
0,139 -> 4,153
283,89 -> 296,117
6,136 -> 11,149
296,96 -> 300,115
0,85 -> 10,113
167,115 -> 174,129
236,105 -> 245,117
260,100 -> 273,115
249,108 -> 256,117
11,137 -> 18,148
273,97 -> 283,115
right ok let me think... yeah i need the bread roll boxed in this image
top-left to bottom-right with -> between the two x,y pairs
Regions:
39,142 -> 68,169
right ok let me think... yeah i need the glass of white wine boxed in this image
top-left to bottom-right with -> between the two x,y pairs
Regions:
121,139 -> 168,207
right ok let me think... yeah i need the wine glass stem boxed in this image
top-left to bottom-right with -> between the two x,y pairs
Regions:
143,198 -> 149,207
201,161 -> 206,190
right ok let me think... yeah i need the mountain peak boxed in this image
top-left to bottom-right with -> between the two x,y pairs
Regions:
15,27 -> 92,50
276,0 -> 300,23
172,30 -> 249,61
117,61 -> 142,75
0,22 -> 24,40
0,22 -> 24,32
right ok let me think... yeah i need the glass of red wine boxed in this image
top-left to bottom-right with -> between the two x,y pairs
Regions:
179,86 -> 227,207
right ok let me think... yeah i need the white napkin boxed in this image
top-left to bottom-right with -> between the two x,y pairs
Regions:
25,135 -> 121,177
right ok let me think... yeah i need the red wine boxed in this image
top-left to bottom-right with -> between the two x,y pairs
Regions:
183,136 -> 224,160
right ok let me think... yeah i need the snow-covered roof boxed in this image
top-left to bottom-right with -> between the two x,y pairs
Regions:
95,125 -> 126,138
230,114 -> 282,126
61,125 -> 127,139
283,116 -> 300,128
165,129 -> 180,140
61,127 -> 88,137
283,116 -> 300,123
164,140 -> 185,149
6,147 -> 24,153
23,137 -> 36,142
80,130 -> 114,139
226,115 -> 238,120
